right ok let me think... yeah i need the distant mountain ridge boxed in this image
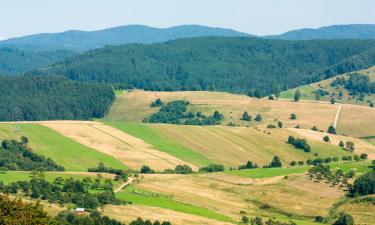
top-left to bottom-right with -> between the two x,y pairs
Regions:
0,25 -> 250,52
269,24 -> 375,40
1,24 -> 375,52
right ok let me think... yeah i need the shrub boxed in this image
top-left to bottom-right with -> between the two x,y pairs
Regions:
349,171 -> 375,196
150,98 -> 163,107
332,212 -> 354,225
327,125 -> 337,134
199,164 -> 224,173
267,124 -> 277,129
254,114 -> 262,122
140,165 -> 154,174
290,113 -> 297,120
174,164 -> 193,174
241,111 -> 251,121
287,135 -> 311,152
323,135 -> 330,142
294,90 -> 301,102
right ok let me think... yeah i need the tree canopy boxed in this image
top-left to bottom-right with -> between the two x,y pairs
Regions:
29,37 -> 375,96
0,76 -> 114,121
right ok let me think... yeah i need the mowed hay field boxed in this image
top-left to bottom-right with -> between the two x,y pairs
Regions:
117,173 -> 352,225
110,122 -> 355,167
104,90 -> 375,138
39,121 -> 198,171
0,123 -> 126,171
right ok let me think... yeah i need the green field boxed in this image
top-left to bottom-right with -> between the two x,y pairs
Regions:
116,187 -> 233,223
0,123 -> 126,171
225,167 -> 308,178
280,85 -> 317,100
0,171 -> 95,184
106,122 -> 212,166
226,161 -> 372,179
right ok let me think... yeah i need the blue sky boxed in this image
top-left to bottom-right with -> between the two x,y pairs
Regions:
1,0 -> 375,40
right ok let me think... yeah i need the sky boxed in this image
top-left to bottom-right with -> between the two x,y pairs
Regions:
1,0 -> 375,40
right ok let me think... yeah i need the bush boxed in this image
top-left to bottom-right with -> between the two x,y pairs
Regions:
360,153 -> 368,160
287,136 -> 311,152
241,111 -> 251,121
254,114 -> 262,122
199,164 -> 224,173
174,164 -> 193,174
327,125 -> 337,134
315,216 -> 324,223
294,90 -> 301,102
267,156 -> 282,168
290,113 -> 297,120
332,212 -> 354,225
323,135 -> 330,142
267,124 -> 277,129
238,160 -> 258,170
140,165 -> 154,174
150,98 -> 163,107
349,171 -> 375,197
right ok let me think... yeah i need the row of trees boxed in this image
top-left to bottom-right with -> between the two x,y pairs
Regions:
0,138 -> 64,171
308,164 -> 354,188
88,162 -> 128,181
30,37 -> 375,96
0,76 -> 115,121
144,100 -> 224,125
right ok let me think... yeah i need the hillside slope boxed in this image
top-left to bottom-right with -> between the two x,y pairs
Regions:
0,25 -> 249,52
30,37 -> 375,95
0,48 -> 75,75
104,90 -> 375,138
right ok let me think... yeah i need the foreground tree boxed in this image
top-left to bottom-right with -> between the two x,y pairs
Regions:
0,195 -> 56,225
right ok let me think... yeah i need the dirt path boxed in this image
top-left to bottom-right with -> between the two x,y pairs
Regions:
114,177 -> 134,193
333,104 -> 342,128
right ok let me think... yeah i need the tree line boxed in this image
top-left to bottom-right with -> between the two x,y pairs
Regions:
0,137 -> 64,171
0,172 -> 120,209
28,37 -> 375,96
0,76 -> 114,121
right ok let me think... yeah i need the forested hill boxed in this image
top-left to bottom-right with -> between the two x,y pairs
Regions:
269,24 -> 375,40
0,47 -> 76,75
0,25 -> 250,52
0,76 -> 114,121
30,37 -> 375,96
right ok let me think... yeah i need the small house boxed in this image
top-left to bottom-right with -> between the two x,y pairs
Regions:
75,208 -> 85,214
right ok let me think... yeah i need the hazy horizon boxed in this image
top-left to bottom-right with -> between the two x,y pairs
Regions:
1,0 -> 375,40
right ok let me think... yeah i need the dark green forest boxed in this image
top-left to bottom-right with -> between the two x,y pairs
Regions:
0,76 -> 114,121
0,47 -> 75,75
30,37 -> 375,95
